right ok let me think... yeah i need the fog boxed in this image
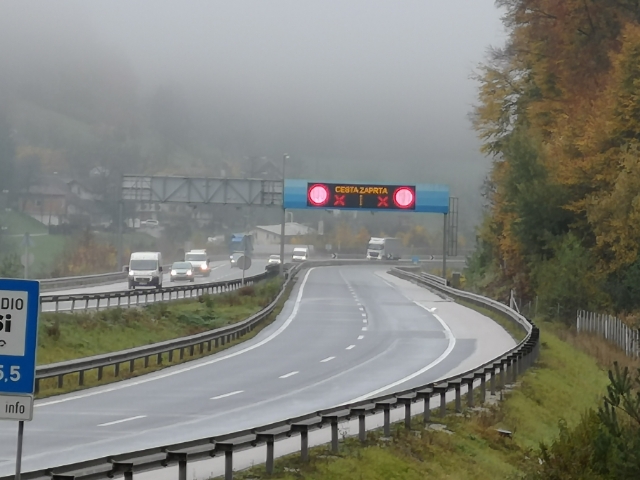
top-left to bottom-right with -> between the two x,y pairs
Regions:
0,0 -> 506,233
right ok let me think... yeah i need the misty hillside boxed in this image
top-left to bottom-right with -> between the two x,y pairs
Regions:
0,1 -> 506,240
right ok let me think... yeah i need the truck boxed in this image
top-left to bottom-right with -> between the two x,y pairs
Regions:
126,251 -> 163,289
228,233 -> 254,268
366,237 -> 402,260
185,249 -> 211,277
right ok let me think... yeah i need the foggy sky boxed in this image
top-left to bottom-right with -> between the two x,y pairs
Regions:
0,0 -> 506,197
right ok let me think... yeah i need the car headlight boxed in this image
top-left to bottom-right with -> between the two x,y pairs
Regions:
187,270 -> 192,275
128,271 -> 134,276
171,270 -> 177,275
201,264 -> 208,270
230,255 -> 234,259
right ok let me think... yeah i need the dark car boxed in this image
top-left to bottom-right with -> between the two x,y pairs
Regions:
170,261 -> 195,282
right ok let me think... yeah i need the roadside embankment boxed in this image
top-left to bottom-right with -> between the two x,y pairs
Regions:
227,321 -> 610,480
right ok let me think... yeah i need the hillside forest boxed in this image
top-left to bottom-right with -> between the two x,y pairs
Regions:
469,0 -> 640,319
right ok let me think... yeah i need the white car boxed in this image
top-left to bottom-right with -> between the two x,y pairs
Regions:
267,255 -> 281,265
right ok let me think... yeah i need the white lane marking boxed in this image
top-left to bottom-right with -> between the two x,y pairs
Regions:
210,390 -> 243,400
361,313 -> 367,317
428,307 -> 437,313
357,335 -> 364,340
346,345 -> 355,350
362,327 -> 367,331
320,356 -> 335,363
279,371 -> 299,379
346,303 -> 456,403
36,268 -> 316,408
98,415 -> 146,427
359,307 -> 364,311
363,319 -> 367,323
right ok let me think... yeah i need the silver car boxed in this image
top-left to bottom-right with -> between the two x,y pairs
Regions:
170,261 -> 195,282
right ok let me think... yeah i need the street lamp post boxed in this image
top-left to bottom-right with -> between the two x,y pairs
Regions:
280,154 -> 289,276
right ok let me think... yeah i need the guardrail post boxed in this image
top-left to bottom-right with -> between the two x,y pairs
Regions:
208,340 -> 213,351
129,359 -> 135,373
375,402 -> 393,436
78,370 -> 84,386
35,378 -> 39,394
511,355 -> 518,383
478,371 -> 488,404
214,443 -> 234,480
57,374 -> 64,389
169,349 -> 174,362
464,376 -> 474,408
490,366 -> 496,395
255,434 -> 276,474
434,384 -> 447,417
111,462 -> 134,480
98,366 -> 103,381
416,388 -> 432,425
189,345 -> 195,356
71,298 -> 76,312
144,356 -> 149,368
323,416 -> 339,452
157,352 -> 163,364
179,347 -> 185,360
114,363 -> 120,377
291,424 -> 311,462
448,380 -> 462,413
165,452 -> 188,480
397,397 -> 414,429
96,297 -> 100,312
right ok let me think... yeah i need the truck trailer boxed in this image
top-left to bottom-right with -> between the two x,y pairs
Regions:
366,237 -> 402,260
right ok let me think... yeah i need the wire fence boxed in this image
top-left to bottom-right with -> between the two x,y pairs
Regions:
576,309 -> 640,358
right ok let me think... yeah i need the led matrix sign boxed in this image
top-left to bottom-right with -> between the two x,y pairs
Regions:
306,183 -> 416,210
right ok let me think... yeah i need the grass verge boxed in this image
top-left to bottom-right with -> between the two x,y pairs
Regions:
36,276 -> 294,398
225,324 -> 611,480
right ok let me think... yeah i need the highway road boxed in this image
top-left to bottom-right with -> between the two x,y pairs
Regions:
40,259 -> 269,312
0,265 -> 515,475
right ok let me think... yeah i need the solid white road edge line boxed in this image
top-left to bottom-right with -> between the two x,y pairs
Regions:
36,268 -> 316,408
279,371 -> 299,379
210,390 -> 244,400
346,274 -> 457,403
97,415 -> 146,427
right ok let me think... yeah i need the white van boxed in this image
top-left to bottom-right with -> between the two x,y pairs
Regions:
185,249 -> 210,277
292,247 -> 308,262
126,252 -> 163,289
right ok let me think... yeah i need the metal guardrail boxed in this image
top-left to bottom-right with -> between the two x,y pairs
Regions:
34,265 -> 295,394
40,269 -> 272,313
15,264 -> 539,480
38,270 -> 129,291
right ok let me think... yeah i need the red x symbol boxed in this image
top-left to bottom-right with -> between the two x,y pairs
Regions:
334,195 -> 345,206
377,196 -> 388,207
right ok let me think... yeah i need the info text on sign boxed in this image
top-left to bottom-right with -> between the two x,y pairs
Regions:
0,292 -> 28,357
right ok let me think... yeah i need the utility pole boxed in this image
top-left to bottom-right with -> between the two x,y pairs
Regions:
279,154 -> 289,276
442,213 -> 447,282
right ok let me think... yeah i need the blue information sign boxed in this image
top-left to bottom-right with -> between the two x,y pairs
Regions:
283,179 -> 449,213
0,280 -> 40,395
